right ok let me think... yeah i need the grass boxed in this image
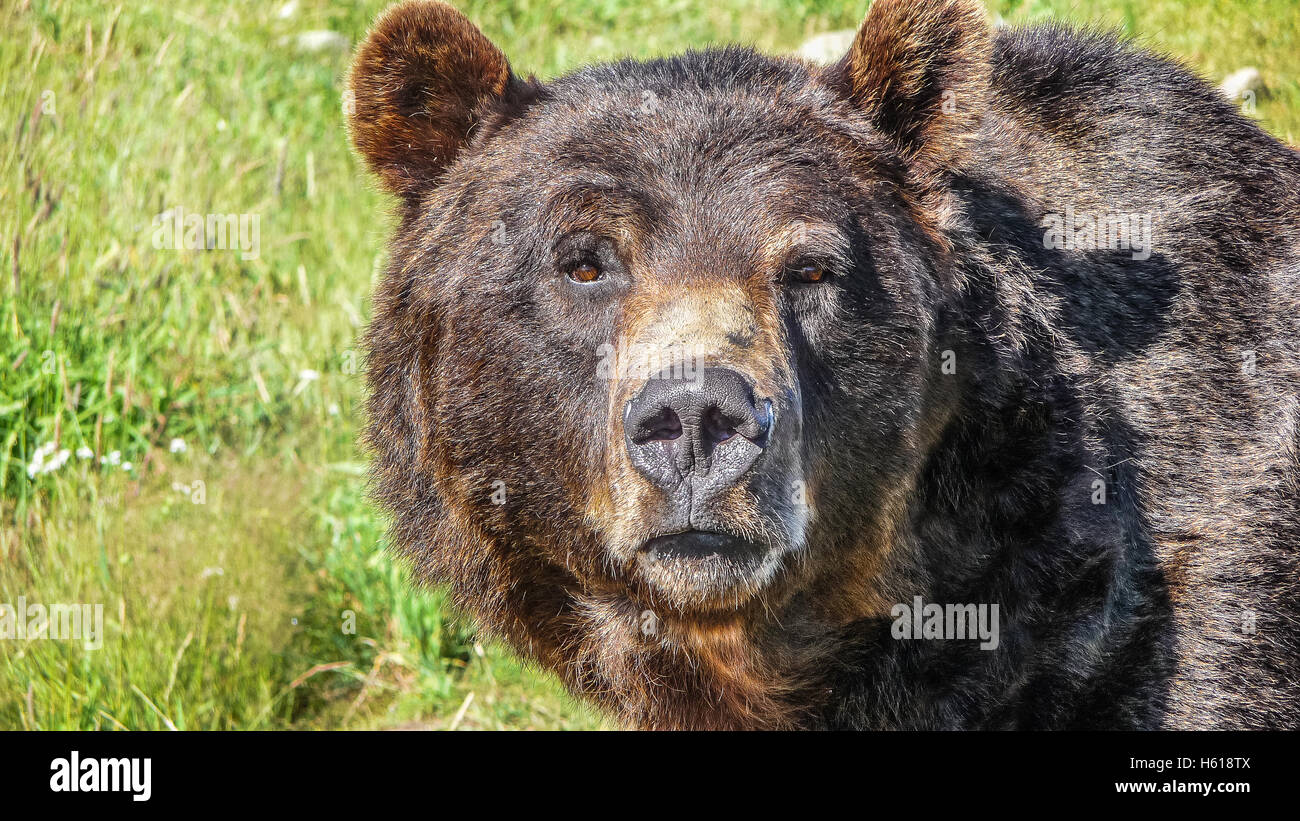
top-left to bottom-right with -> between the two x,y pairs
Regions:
1,0 -> 1296,730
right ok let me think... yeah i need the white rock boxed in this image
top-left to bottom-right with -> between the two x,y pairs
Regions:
296,30 -> 349,54
1220,67 -> 1262,101
794,30 -> 856,65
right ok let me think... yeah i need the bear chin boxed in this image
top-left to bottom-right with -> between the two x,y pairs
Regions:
628,530 -> 793,611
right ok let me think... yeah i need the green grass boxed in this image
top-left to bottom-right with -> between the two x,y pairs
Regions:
1,0 -> 1296,730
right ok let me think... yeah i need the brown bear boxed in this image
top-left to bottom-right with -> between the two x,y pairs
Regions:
347,0 -> 1300,729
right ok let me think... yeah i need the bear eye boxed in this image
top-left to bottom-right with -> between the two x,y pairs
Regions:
787,260 -> 827,284
568,261 -> 603,283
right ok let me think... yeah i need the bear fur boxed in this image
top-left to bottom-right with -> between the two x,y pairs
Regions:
348,0 -> 1300,729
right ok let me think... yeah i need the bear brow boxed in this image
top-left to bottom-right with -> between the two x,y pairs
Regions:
765,220 -> 853,268
543,181 -> 661,236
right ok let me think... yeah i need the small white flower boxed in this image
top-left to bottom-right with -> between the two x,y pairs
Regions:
102,450 -> 121,466
121,461 -> 133,472
200,566 -> 224,579
27,442 -> 69,477
292,368 -> 322,398
169,438 -> 188,453
328,402 -> 340,416
76,446 -> 94,459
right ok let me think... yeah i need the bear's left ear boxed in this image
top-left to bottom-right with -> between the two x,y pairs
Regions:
348,1 -> 525,200
826,0 -> 991,175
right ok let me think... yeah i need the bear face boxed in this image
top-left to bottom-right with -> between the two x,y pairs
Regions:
380,60 -> 963,619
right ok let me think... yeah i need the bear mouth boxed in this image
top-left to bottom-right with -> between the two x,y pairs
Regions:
633,530 -> 776,603
639,530 -> 765,563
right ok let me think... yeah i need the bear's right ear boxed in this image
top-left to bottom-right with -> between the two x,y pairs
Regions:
827,0 -> 991,176
348,1 -> 520,200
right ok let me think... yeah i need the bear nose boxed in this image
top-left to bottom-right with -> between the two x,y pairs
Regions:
623,367 -> 772,492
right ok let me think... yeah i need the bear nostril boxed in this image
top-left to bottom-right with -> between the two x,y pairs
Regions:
634,407 -> 682,445
702,406 -> 739,448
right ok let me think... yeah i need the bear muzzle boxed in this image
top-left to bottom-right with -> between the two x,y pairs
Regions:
615,367 -> 798,600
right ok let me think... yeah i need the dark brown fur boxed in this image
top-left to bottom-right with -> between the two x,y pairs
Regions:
349,0 -> 1300,729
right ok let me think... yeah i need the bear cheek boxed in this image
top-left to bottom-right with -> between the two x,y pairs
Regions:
432,333 -> 593,539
